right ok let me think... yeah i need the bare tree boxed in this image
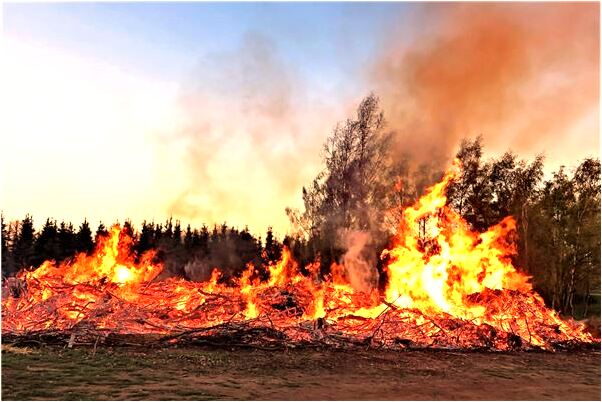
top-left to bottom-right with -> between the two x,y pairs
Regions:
287,94 -> 396,275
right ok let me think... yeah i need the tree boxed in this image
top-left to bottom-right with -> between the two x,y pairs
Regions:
1,214 -> 16,277
96,223 -> 109,242
447,136 -> 494,231
490,152 -> 544,267
318,94 -> 392,235
526,158 -> 600,316
164,218 -> 173,240
122,220 -> 135,239
33,218 -> 59,266
13,215 -> 35,270
447,137 -> 544,241
173,221 -> 182,245
57,221 -> 76,262
136,221 -> 155,254
75,219 -> 94,254
264,226 -> 281,264
153,222 -> 163,243
558,159 -> 601,315
199,225 -> 210,255
184,224 -> 194,249
287,94 -> 395,275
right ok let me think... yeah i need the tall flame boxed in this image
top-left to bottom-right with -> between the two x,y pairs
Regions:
385,159 -> 530,318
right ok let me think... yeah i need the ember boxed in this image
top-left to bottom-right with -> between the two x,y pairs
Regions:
2,161 -> 595,351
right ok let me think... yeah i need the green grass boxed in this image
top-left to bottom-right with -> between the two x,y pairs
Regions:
2,345 -> 600,400
1,347 -> 227,400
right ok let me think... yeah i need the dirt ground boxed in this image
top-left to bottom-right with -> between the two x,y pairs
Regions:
1,345 -> 600,400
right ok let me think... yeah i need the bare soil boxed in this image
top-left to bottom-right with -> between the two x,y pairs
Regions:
1,345 -> 600,400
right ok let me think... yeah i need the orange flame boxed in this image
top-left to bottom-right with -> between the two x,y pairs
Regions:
384,159 -> 530,318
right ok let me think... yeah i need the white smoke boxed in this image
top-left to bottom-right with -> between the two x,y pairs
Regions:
339,229 -> 379,292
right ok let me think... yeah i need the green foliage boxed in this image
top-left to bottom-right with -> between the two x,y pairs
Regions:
526,158 -> 601,315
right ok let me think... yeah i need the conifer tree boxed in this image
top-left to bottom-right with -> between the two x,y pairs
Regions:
13,215 -> 35,270
75,219 -> 94,254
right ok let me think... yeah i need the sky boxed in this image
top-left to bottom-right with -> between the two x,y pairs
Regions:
1,2 -> 599,237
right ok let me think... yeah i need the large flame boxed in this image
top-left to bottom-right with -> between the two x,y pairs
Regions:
2,162 -> 594,350
385,159 -> 530,317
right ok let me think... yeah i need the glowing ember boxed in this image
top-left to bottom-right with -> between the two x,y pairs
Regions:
1,162 -> 595,350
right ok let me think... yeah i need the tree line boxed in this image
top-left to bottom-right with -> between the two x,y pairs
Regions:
1,217 -> 283,284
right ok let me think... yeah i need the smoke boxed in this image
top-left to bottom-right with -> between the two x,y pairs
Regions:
182,240 -> 241,282
338,229 -> 379,292
372,2 -> 599,167
333,2 -> 599,290
158,3 -> 598,241
159,32 -> 338,235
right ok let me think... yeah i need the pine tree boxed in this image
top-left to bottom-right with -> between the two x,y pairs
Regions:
1,214 -> 15,277
173,220 -> 182,245
136,221 -> 155,254
58,221 -> 77,262
264,226 -> 281,263
199,225 -> 210,255
123,219 -> 133,234
33,218 -> 59,266
13,215 -> 35,270
164,218 -> 173,240
210,225 -> 219,244
95,223 -> 109,246
75,219 -> 94,254
184,224 -> 194,249
153,223 -> 163,244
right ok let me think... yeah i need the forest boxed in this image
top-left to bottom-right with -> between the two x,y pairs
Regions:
2,95 -> 600,319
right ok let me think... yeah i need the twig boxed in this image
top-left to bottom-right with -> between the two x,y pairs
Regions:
92,335 -> 100,356
67,333 -> 76,349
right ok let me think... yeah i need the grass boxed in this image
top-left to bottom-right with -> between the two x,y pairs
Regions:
2,344 -> 600,400
1,347 -> 228,400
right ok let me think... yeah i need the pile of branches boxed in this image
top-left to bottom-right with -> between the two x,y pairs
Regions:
3,314 -> 595,352
2,280 -> 596,352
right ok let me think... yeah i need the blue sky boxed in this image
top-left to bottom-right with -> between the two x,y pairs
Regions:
4,2 -> 409,85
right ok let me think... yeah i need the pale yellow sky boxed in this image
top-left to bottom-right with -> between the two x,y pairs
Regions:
2,39 -> 185,232
0,38 -> 332,237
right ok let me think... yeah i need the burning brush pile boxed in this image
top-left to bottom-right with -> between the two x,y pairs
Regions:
2,162 -> 596,351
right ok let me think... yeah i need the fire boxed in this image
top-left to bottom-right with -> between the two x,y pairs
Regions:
2,162 -> 595,350
384,159 -> 530,319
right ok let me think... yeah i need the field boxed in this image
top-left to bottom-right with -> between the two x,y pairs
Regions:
2,345 -> 600,400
